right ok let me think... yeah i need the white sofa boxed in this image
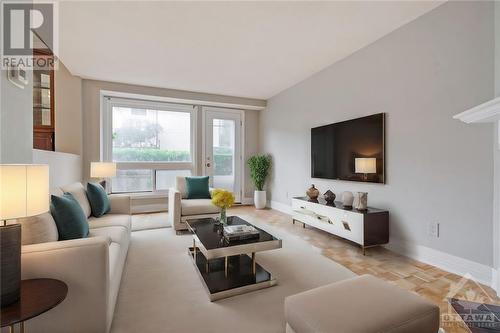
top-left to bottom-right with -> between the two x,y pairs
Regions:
19,182 -> 131,333
168,176 -> 220,232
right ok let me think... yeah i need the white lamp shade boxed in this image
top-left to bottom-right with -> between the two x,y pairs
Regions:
0,164 -> 49,220
90,162 -> 116,178
355,158 -> 377,174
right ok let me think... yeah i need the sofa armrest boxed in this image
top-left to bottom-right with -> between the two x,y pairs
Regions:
109,193 -> 131,215
168,188 -> 183,231
21,237 -> 109,333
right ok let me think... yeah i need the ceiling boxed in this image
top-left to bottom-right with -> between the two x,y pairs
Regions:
58,1 -> 443,100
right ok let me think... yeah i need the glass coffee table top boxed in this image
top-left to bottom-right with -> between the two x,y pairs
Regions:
185,216 -> 282,301
186,216 -> 278,251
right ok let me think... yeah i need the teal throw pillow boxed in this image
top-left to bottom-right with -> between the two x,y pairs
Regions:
185,176 -> 211,199
50,193 -> 89,240
86,182 -> 110,217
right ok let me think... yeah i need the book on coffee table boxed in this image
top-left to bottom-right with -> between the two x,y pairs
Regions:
223,225 -> 260,241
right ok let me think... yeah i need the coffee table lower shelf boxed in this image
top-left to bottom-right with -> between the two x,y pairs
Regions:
188,247 -> 277,301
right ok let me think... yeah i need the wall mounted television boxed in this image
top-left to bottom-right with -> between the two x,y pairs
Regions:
311,113 -> 385,184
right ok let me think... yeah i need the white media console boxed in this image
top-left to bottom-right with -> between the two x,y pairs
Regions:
291,197 -> 389,254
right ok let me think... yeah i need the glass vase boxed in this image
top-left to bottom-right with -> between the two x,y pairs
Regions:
220,207 -> 227,224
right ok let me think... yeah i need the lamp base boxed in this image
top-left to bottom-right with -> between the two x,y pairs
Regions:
0,223 -> 21,307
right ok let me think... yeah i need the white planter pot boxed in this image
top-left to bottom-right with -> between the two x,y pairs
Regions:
254,190 -> 267,209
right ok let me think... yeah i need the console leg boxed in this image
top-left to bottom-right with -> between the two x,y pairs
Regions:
224,256 -> 228,277
303,222 -> 306,229
251,252 -> 256,275
193,239 -> 197,262
292,219 -> 295,224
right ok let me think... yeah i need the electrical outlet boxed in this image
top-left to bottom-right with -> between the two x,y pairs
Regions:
428,221 -> 440,238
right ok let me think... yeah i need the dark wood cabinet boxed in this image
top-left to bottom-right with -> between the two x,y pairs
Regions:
33,50 -> 55,151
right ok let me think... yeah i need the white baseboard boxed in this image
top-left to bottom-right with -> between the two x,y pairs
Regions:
268,200 -> 496,290
491,268 -> 500,296
269,200 -> 293,214
385,240 -> 494,288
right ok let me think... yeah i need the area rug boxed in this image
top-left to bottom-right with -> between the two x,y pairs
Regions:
131,212 -> 170,231
111,213 -> 355,333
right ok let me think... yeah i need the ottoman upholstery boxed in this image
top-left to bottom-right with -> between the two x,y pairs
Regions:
285,274 -> 440,333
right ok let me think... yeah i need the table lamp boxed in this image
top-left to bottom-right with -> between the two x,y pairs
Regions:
355,158 -> 376,181
90,162 -> 116,193
0,164 -> 49,307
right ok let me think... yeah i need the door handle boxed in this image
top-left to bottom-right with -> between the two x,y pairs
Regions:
206,163 -> 211,167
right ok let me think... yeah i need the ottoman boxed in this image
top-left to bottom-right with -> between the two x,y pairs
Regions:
285,274 -> 440,333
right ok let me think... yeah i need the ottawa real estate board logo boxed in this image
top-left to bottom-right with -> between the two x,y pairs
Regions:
1,1 -> 58,70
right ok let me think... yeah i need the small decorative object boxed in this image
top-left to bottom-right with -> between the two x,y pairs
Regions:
7,65 -> 28,89
354,192 -> 368,210
0,164 -> 49,306
342,191 -> 354,208
323,190 -> 336,205
211,189 -> 235,224
306,184 -> 320,200
247,154 -> 272,209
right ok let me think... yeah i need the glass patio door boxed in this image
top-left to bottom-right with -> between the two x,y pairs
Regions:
203,107 -> 242,203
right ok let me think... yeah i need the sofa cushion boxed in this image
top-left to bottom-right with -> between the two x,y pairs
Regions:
285,274 -> 440,333
86,182 -> 110,217
18,212 -> 58,245
89,226 -> 129,247
185,176 -> 211,199
88,214 -> 131,230
181,199 -> 220,216
61,183 -> 92,218
108,242 -> 121,288
175,176 -> 187,199
50,193 -> 89,240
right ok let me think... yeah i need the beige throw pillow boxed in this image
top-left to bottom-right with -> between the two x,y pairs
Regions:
19,212 -> 58,245
175,176 -> 187,199
61,182 -> 92,218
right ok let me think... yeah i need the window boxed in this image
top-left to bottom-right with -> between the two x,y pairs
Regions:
112,107 -> 191,162
103,97 -> 195,193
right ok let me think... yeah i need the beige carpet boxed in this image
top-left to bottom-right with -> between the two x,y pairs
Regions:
111,212 -> 355,333
131,212 -> 170,231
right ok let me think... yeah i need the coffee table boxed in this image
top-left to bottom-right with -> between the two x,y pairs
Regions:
186,216 -> 282,301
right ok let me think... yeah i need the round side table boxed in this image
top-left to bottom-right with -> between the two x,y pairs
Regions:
1,279 -> 68,333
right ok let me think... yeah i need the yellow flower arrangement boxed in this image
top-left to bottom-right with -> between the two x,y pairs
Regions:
211,189 -> 234,224
211,189 -> 235,209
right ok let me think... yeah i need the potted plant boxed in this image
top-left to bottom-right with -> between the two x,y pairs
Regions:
247,154 -> 272,209
211,189 -> 235,224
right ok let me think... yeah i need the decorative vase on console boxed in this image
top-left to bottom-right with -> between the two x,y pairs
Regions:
306,184 -> 320,201
354,192 -> 368,211
323,190 -> 336,205
342,191 -> 354,209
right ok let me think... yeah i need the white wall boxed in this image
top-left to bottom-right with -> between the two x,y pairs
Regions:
260,1 -> 494,266
0,69 -> 34,163
81,79 -> 264,198
55,61 -> 82,155
33,149 -> 82,188
493,1 -> 500,279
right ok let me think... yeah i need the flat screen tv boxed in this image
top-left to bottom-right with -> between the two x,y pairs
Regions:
311,113 -> 385,183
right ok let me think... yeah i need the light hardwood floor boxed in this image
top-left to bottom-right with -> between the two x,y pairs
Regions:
230,205 -> 498,333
